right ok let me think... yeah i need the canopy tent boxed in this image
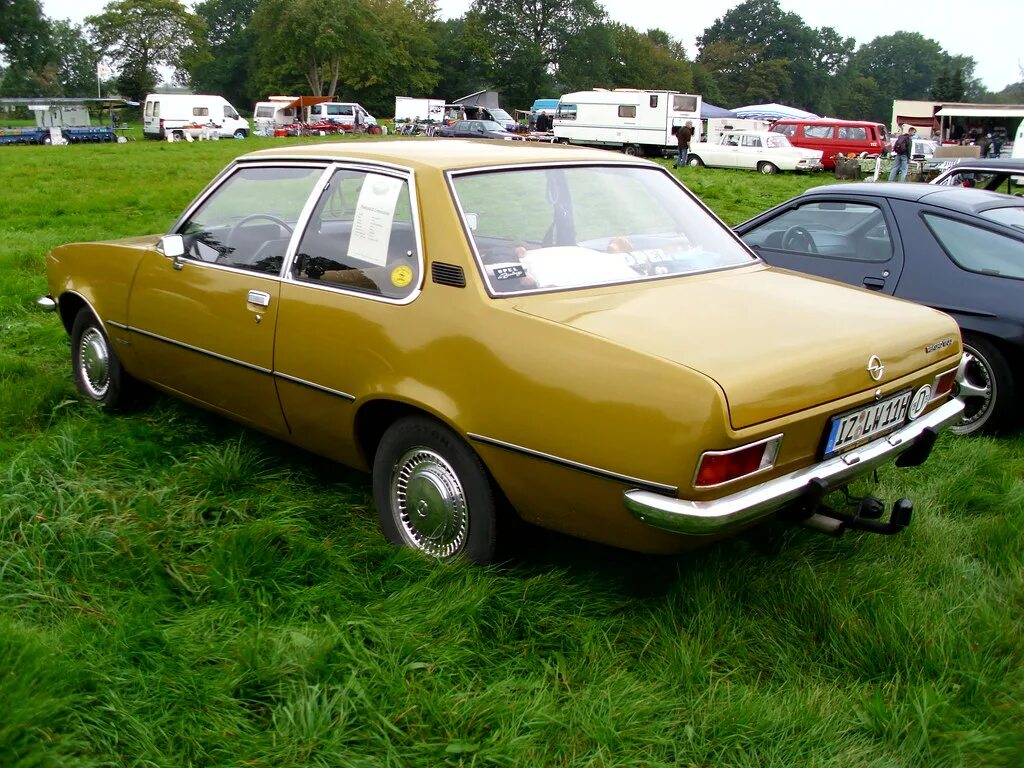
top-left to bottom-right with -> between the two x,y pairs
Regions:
731,102 -> 819,120
700,102 -> 737,119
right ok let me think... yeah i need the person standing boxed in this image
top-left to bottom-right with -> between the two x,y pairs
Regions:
673,120 -> 694,169
888,127 -> 915,182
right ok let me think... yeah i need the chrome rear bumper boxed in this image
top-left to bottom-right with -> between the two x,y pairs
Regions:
624,398 -> 964,536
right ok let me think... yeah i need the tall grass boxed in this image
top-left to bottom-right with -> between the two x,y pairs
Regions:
0,137 -> 1021,767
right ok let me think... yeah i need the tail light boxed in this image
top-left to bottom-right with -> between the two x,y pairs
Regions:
694,435 -> 782,488
931,366 -> 958,401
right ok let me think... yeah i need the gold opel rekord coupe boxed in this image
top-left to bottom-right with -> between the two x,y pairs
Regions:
41,140 -> 965,562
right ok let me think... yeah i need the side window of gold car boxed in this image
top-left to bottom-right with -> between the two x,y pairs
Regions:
176,166 -> 323,276
291,169 -> 420,300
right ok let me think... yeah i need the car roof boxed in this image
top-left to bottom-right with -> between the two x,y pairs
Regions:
241,138 -> 634,171
929,157 -> 1024,174
772,118 -> 882,127
800,181 -> 1024,214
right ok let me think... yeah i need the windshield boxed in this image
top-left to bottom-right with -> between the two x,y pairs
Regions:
489,108 -> 514,124
765,134 -> 792,148
451,165 -> 755,296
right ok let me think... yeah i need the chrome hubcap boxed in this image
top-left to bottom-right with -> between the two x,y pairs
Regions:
78,327 -> 110,399
391,448 -> 468,558
952,349 -> 993,433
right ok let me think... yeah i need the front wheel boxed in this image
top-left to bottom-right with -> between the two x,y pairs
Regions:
233,129 -> 248,139
70,308 -> 134,410
623,144 -> 642,156
687,155 -> 703,167
758,161 -> 779,175
373,416 -> 498,563
951,334 -> 1017,435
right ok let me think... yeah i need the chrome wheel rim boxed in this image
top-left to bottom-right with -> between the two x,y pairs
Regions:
390,448 -> 468,558
952,347 -> 994,434
77,327 -> 110,400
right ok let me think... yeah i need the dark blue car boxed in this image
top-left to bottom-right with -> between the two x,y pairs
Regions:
736,183 -> 1024,435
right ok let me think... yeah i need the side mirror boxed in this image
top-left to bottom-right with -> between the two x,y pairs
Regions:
157,234 -> 185,258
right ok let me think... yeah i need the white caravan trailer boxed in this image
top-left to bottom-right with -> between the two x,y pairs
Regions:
143,93 -> 249,140
394,97 -> 446,123
253,96 -> 300,133
553,89 -> 702,156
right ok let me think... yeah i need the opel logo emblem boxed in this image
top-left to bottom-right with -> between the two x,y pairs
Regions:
867,355 -> 885,381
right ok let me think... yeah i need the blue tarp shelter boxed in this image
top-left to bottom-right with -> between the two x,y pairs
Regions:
701,102 -> 737,119
732,102 -> 819,120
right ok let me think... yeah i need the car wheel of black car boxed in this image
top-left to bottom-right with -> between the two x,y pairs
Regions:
758,161 -> 779,175
373,416 -> 498,563
70,308 -> 134,410
952,334 -> 1017,435
687,156 -> 703,167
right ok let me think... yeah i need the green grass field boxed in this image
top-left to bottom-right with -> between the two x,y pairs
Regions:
1,137 -> 1022,767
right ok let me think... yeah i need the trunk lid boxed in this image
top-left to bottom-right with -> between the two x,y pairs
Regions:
513,266 -> 959,429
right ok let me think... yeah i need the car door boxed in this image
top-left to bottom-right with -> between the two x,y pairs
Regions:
126,163 -> 327,434
738,134 -> 763,170
737,196 -> 905,293
717,132 -> 741,167
272,165 -> 423,466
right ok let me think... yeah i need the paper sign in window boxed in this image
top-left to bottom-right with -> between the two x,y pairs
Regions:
347,174 -> 404,266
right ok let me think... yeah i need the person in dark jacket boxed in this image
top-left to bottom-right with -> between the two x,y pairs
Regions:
888,127 -> 915,182
673,121 -> 694,169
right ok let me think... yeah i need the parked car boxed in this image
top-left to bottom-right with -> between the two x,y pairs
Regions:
435,119 -> 523,140
40,141 -> 964,563
686,130 -> 823,174
736,183 -> 1024,435
770,119 -> 890,170
927,157 -> 1024,194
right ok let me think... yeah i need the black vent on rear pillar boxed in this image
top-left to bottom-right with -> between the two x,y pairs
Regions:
431,262 -> 466,287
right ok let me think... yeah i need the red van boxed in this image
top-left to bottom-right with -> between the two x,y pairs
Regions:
769,119 -> 890,170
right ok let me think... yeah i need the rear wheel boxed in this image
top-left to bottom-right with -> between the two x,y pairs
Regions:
373,416 -> 498,563
70,308 -> 134,410
623,144 -> 642,156
952,334 -> 1017,435
687,155 -> 703,167
758,161 -> 779,175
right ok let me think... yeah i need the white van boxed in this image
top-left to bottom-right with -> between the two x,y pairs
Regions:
143,93 -> 250,140
253,96 -> 300,134
306,102 -> 377,128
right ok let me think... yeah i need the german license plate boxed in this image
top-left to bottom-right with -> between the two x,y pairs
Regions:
823,390 -> 912,457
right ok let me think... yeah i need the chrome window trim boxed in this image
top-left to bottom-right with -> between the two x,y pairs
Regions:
280,160 -> 425,307
467,432 -> 677,495
445,161 -> 759,299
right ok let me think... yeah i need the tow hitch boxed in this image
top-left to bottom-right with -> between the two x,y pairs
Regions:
785,477 -> 913,537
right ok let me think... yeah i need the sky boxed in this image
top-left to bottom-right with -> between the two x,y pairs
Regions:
39,0 -> 1023,92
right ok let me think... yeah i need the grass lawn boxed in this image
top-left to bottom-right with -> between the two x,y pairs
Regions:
1,136 -> 1022,767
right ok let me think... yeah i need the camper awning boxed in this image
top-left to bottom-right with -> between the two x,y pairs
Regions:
935,106 -> 1024,118
283,96 -> 331,109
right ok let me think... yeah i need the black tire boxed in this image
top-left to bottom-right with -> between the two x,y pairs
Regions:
687,155 -> 703,167
373,416 -> 497,563
952,334 -> 1017,435
70,308 -> 134,410
623,144 -> 642,156
233,129 -> 248,139
758,161 -> 779,175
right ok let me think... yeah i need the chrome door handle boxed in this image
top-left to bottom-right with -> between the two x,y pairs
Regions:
247,290 -> 271,307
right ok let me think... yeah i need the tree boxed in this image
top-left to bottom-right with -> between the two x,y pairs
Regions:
470,0 -> 606,110
50,20 -> 98,97
86,0 -> 205,101
603,26 -> 693,93
184,0 -> 260,107
0,0 -> 53,94
429,17 -> 490,101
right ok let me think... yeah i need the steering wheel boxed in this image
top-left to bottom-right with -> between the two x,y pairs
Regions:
225,213 -> 293,249
781,225 -> 818,253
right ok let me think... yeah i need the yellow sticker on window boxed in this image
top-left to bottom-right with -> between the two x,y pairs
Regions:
391,265 -> 413,288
